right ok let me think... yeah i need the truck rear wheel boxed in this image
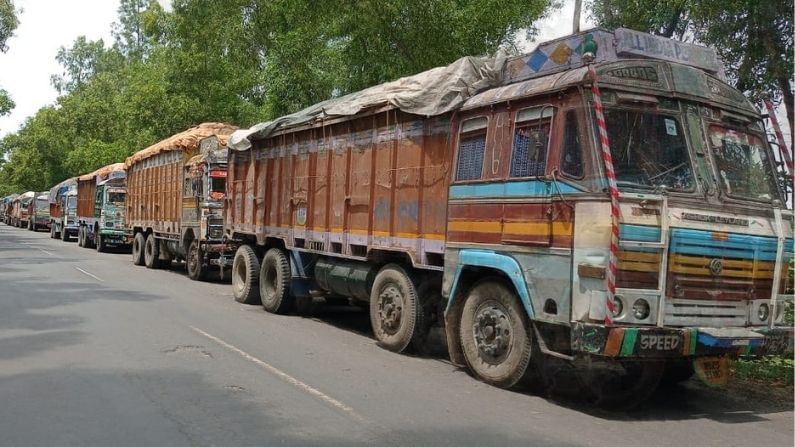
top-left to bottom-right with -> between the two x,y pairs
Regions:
459,280 -> 534,389
132,233 -> 145,265
369,264 -> 423,353
260,248 -> 292,314
144,234 -> 161,269
232,245 -> 261,305
186,240 -> 206,281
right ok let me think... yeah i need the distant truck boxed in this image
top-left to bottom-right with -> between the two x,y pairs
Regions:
10,191 -> 35,228
76,163 -> 128,252
125,122 -> 236,278
27,192 -> 50,231
0,194 -> 18,224
49,178 -> 78,241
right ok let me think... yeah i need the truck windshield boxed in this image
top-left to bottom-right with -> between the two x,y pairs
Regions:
604,108 -> 694,192
708,125 -> 779,201
210,176 -> 226,200
107,191 -> 126,206
36,199 -> 48,210
67,196 -> 77,209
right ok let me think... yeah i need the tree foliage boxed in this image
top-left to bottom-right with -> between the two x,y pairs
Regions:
588,0 -> 794,148
0,0 -> 554,196
0,0 -> 18,118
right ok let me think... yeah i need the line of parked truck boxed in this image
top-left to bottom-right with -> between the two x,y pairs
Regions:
2,28 -> 793,408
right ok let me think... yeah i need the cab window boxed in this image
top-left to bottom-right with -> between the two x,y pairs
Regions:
455,117 -> 488,181
561,110 -> 584,178
510,107 -> 552,177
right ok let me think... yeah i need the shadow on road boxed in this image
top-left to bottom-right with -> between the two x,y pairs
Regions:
0,278 -> 163,361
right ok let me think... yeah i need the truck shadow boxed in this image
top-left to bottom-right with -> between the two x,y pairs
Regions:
294,304 -> 793,423
0,278 -> 163,361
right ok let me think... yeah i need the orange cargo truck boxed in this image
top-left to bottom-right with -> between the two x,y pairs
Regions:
125,123 -> 236,277
225,29 -> 794,407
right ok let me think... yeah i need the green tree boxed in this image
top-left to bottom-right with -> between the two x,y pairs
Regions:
0,0 -> 18,117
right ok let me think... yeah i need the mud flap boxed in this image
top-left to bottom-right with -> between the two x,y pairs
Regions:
693,356 -> 729,387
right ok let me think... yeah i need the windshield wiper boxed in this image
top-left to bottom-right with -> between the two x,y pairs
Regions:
615,180 -> 653,190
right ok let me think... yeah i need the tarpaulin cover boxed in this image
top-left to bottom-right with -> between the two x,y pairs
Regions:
229,54 -> 506,151
49,177 -> 77,203
78,162 -> 125,183
125,122 -> 237,168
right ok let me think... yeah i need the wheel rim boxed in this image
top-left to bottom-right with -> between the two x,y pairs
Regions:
472,301 -> 513,364
376,284 -> 405,335
233,258 -> 246,295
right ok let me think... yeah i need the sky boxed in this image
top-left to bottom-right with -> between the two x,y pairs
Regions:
0,0 -> 789,143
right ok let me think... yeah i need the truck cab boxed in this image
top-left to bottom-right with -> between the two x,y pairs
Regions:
28,193 -> 50,231
77,163 -> 128,252
181,137 -> 228,280
49,178 -> 78,241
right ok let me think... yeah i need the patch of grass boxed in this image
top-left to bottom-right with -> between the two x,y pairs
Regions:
731,355 -> 794,386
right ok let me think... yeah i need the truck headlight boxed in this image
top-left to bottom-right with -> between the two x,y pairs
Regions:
611,295 -> 624,318
758,303 -> 770,321
632,299 -> 651,320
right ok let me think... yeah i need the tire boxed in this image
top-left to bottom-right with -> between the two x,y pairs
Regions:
369,264 -> 423,353
659,359 -> 695,387
61,225 -> 69,242
50,225 -> 56,239
459,280 -> 534,389
259,248 -> 292,314
144,233 -> 161,269
31,223 -> 37,232
132,232 -> 146,266
232,245 -> 261,305
96,233 -> 105,253
77,227 -> 85,247
186,240 -> 206,281
580,360 -> 664,410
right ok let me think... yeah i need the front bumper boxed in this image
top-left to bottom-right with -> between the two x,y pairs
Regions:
99,229 -> 128,244
572,323 -> 794,358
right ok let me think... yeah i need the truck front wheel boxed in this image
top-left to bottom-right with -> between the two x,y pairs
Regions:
95,233 -> 106,253
232,245 -> 261,305
132,233 -> 145,265
369,264 -> 423,353
459,280 -> 534,389
260,248 -> 292,314
186,240 -> 206,281
61,225 -> 70,242
144,234 -> 161,269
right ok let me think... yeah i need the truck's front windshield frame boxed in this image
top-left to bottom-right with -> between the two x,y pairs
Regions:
706,123 -> 781,203
601,105 -> 696,193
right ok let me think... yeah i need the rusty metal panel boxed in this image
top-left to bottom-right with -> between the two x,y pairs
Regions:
227,110 -> 454,269
77,179 -> 96,219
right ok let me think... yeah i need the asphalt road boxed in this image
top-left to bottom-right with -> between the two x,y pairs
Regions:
0,223 -> 792,447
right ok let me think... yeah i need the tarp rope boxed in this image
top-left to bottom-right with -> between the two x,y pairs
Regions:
587,63 -> 619,326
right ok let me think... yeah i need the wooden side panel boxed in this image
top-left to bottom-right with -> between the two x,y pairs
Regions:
126,151 -> 185,236
77,180 -> 97,219
226,111 -> 455,267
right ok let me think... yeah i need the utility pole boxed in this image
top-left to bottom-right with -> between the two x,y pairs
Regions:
573,0 -> 582,33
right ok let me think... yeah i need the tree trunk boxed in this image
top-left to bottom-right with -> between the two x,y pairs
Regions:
778,77 -> 795,151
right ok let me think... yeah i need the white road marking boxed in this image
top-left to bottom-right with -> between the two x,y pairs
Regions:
74,267 -> 104,282
20,242 -> 54,256
190,325 -> 365,422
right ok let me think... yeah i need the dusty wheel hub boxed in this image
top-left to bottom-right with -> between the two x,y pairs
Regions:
473,303 -> 512,363
377,285 -> 404,335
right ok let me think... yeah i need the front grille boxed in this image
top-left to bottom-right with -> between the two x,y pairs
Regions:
666,229 -> 780,301
664,298 -> 747,327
